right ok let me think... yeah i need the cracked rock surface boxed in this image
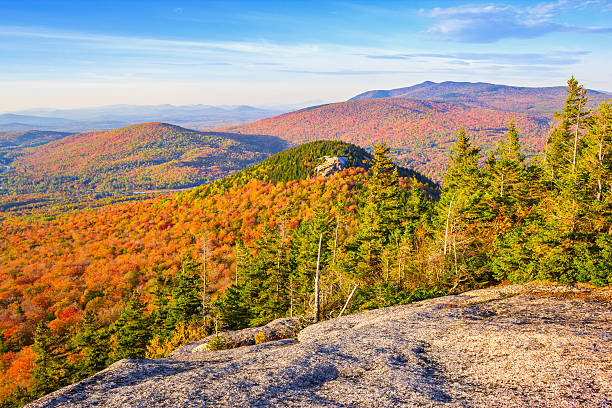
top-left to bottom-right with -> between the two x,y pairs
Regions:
26,282 -> 612,407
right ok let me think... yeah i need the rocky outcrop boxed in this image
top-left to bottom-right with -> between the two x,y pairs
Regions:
170,317 -> 304,355
314,156 -> 349,177
26,282 -> 612,407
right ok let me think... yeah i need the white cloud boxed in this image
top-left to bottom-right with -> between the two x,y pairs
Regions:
423,1 -> 612,42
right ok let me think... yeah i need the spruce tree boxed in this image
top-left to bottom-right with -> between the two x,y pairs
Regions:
113,294 -> 150,360
166,257 -> 203,332
77,310 -> 111,376
245,226 -> 290,326
289,209 -> 334,316
31,322 -> 72,397
546,76 -> 590,181
486,120 -> 528,213
352,143 -> 405,282
580,101 -> 612,216
435,129 -> 489,288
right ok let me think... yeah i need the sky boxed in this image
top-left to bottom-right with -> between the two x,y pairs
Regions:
1,0 -> 612,112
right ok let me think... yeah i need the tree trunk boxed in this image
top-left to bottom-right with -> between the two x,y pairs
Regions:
289,277 -> 294,318
572,97 -> 583,172
597,131 -> 605,201
443,195 -> 455,255
276,214 -> 286,275
500,173 -> 504,197
332,214 -> 340,266
337,283 -> 359,318
201,233 -> 208,321
235,245 -> 239,286
314,233 -> 323,322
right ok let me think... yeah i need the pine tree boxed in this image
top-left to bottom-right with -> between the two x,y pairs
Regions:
434,128 -> 490,289
289,209 -> 334,317
485,120 -> 529,217
244,226 -> 290,326
580,101 -> 612,220
352,143 -> 406,282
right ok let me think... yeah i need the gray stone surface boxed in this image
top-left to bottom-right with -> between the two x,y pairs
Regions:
26,282 -> 612,407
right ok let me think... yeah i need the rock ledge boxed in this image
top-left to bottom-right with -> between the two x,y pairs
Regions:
26,282 -> 612,407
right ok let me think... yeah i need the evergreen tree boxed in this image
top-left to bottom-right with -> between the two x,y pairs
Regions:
546,76 -> 590,180
244,226 -> 290,326
214,284 -> 252,330
579,101 -> 612,229
289,209 -> 334,316
352,143 -> 406,282
148,271 -> 172,336
434,129 -> 490,289
166,257 -> 203,332
76,311 -> 111,376
113,294 -> 150,360
31,322 -> 72,397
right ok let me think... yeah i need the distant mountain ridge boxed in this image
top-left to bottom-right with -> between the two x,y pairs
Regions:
0,104 -> 286,132
350,81 -> 610,115
0,130 -> 74,150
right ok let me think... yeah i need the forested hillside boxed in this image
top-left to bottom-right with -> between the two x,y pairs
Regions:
217,140 -> 436,194
1,122 -> 288,194
220,97 -> 551,181
0,131 -> 74,151
0,78 -> 610,407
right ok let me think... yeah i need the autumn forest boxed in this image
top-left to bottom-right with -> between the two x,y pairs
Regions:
0,78 -> 611,407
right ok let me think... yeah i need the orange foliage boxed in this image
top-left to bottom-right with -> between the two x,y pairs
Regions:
220,98 -> 551,181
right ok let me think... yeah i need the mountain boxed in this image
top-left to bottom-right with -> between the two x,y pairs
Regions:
350,81 -> 610,115
0,130 -> 74,150
217,140 -> 435,192
0,114 -> 80,131
219,97 -> 551,181
0,122 -> 289,195
0,155 -> 378,404
2,105 -> 285,132
23,283 -> 612,408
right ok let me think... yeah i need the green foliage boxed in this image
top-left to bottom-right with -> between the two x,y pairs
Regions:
113,294 -> 151,360
212,140 -> 437,196
205,335 -> 230,351
165,257 -> 204,332
31,322 -> 74,398
76,311 -> 111,377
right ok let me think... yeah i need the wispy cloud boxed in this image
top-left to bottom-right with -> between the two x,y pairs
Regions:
0,26 -> 320,56
365,51 -> 590,66
278,69 -> 411,76
422,2 -> 612,42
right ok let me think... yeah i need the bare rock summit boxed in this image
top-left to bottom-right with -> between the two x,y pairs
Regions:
25,282 -> 612,407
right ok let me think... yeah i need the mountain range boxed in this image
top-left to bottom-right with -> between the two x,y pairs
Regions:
349,80 -> 610,115
0,104 -> 285,132
220,81 -> 610,181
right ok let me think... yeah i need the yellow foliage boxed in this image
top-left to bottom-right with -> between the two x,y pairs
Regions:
253,331 -> 266,345
146,322 -> 208,358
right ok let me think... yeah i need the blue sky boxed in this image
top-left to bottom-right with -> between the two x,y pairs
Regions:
1,0 -> 611,112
